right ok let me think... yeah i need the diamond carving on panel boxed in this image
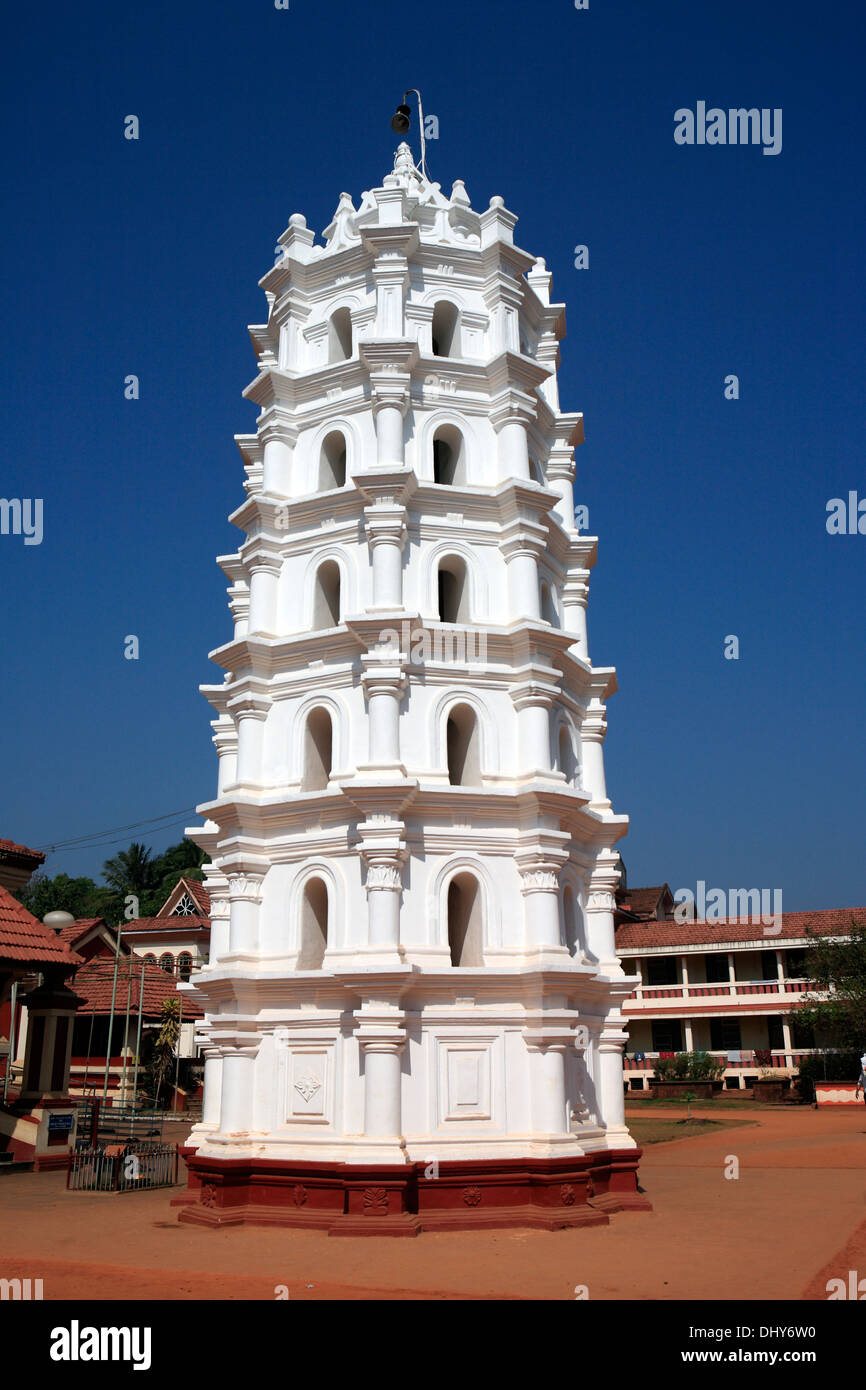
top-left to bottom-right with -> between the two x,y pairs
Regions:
294,1073 -> 322,1104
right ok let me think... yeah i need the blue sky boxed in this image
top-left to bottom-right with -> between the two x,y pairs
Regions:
1,0 -> 863,908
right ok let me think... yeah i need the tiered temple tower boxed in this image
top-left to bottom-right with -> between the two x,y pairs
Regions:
180,144 -> 649,1232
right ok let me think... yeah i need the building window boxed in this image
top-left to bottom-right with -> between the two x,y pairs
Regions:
172,893 -> 198,916
704,953 -> 729,984
319,431 -> 347,490
709,1019 -> 742,1052
301,706 -> 333,791
431,300 -> 460,357
768,1016 -> 785,1050
651,1021 -> 683,1053
177,952 -> 193,981
446,704 -> 481,787
437,555 -> 470,623
158,953 -> 174,975
432,425 -> 466,486
646,956 -> 678,987
312,560 -> 341,629
327,307 -> 352,363
761,949 -> 779,981
785,949 -> 807,979
447,873 -> 483,966
143,954 -> 157,968
298,878 -> 328,969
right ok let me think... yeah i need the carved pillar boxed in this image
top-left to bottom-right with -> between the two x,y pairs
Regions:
581,701 -> 611,809
212,718 -> 238,795
516,845 -> 569,953
218,1036 -> 260,1136
246,551 -> 282,635
491,399 -> 534,483
584,871 -> 620,970
598,1018 -> 630,1136
354,1000 -> 407,1157
228,694 -> 269,788
259,417 -> 298,496
502,528 -> 544,621
562,573 -> 590,659
523,1024 -> 573,1138
360,654 -> 406,771
227,873 -> 264,956
200,1045 -> 223,1129
511,677 -> 559,778
364,505 -> 407,609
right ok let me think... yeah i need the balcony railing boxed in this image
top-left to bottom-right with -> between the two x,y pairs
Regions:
626,977 -> 811,1006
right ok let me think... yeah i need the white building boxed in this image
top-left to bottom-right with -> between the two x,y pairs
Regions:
180,144 -> 649,1232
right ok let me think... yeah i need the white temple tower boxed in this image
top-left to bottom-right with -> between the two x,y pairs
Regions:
179,143 -> 650,1232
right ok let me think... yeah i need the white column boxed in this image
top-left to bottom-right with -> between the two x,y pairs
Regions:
219,1043 -> 258,1135
354,1002 -> 407,1159
503,534 -> 543,621
684,1018 -> 694,1051
227,875 -> 264,955
581,703 -> 610,808
562,575 -> 590,659
525,1040 -> 570,1137
230,697 -> 268,787
247,555 -> 281,635
495,417 -> 531,482
261,429 -> 294,496
201,1048 -> 223,1128
513,683 -> 555,777
365,510 -> 406,609
360,656 -> 406,772
598,1022 -> 630,1135
517,849 -> 568,954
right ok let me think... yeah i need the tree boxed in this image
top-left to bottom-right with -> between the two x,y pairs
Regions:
146,997 -> 182,1107
19,872 -> 113,922
795,919 -> 866,1049
102,841 -> 158,898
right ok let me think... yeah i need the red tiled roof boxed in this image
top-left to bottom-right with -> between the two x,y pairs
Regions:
0,839 -> 45,864
122,917 -> 210,936
618,886 -> 670,917
73,957 -> 204,1019
616,907 -> 866,950
57,918 -> 103,946
0,884 -> 83,967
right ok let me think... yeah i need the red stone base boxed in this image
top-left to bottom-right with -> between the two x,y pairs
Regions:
177,1147 -> 650,1235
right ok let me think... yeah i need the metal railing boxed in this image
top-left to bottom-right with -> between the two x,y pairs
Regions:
67,1142 -> 178,1192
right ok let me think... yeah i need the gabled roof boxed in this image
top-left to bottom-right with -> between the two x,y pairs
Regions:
0,884 -> 83,968
617,885 -> 673,920
156,876 -> 210,918
73,956 -> 204,1019
615,907 -> 866,951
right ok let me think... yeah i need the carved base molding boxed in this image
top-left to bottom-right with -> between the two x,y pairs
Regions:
175,1148 -> 651,1235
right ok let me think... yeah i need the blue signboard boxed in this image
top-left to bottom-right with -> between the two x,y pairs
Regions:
48,1113 -> 74,1133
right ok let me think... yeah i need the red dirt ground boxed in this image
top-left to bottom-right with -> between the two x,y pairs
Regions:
1,1105 -> 864,1300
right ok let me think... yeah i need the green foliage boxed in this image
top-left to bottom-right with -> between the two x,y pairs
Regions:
146,997 -> 182,1107
796,1050 -> 862,1101
20,872 -> 114,922
15,837 -> 206,925
654,1051 -> 726,1082
795,919 -> 866,1049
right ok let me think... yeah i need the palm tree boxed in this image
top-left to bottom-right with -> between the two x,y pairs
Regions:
102,841 -> 157,897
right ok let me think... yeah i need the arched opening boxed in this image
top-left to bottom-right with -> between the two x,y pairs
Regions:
446,703 -> 482,786
177,951 -> 193,981
302,706 -> 333,791
432,424 -> 466,486
328,307 -> 353,363
431,300 -> 460,357
437,555 -> 470,623
540,581 -> 558,626
312,560 -> 341,629
298,876 -> 328,969
562,885 -> 586,959
143,954 -> 157,968
558,725 -> 577,786
447,872 -> 483,966
319,431 -> 347,490
158,953 -> 174,975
